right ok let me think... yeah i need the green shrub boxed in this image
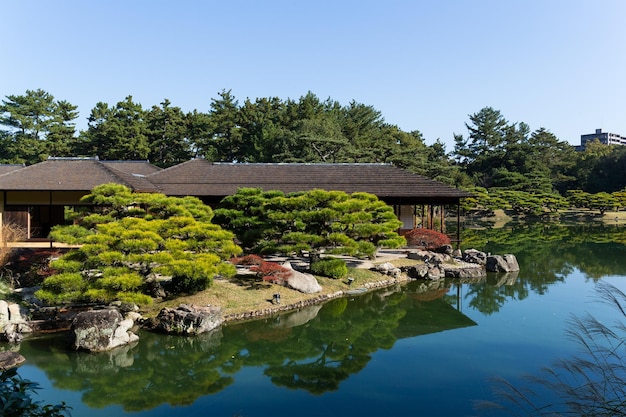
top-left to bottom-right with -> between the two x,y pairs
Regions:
49,258 -> 83,273
0,368 -> 71,417
83,288 -> 112,303
97,272 -> 143,292
49,224 -> 93,245
311,258 -> 348,279
170,274 -> 210,294
117,291 -> 153,305
39,273 -> 86,294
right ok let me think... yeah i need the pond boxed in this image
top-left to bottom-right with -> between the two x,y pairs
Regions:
13,223 -> 626,416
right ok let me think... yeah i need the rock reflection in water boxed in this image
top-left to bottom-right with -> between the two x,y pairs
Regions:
17,283 -> 478,411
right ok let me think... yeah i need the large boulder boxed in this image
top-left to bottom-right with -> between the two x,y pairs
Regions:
404,264 -> 430,279
69,308 -> 139,352
0,300 -> 32,343
445,265 -> 486,279
486,254 -> 520,272
408,250 -> 451,264
153,304 -> 223,335
427,265 -> 445,280
462,249 -> 487,265
282,262 -> 322,294
0,351 -> 25,369
403,264 -> 444,280
375,262 -> 402,278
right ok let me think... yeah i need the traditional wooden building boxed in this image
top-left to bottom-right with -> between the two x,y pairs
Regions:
0,158 -> 160,242
0,157 -> 471,245
147,159 -> 471,234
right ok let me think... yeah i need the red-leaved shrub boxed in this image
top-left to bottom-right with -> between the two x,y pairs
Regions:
404,228 -> 451,250
232,255 -> 291,284
250,261 -> 291,284
231,254 -> 264,266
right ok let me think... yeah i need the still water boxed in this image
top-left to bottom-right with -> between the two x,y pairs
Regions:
14,224 -> 626,416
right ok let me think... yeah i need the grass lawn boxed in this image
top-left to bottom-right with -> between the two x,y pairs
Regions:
142,263 -> 408,320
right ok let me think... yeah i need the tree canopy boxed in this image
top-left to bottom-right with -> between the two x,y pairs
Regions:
214,188 -> 406,260
36,184 -> 242,305
3,89 -> 626,206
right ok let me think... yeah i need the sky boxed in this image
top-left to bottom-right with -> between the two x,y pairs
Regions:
1,0 -> 625,151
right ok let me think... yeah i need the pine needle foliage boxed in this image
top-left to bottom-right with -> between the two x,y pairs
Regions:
214,188 -> 405,260
37,184 -> 241,305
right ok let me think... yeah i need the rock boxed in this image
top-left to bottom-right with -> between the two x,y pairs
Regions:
145,274 -> 167,298
109,300 -> 139,313
282,262 -> 322,294
408,250 -> 432,262
427,265 -> 444,280
0,351 -> 25,369
69,308 -> 139,352
125,311 -> 143,323
153,304 -> 223,335
0,300 -> 32,343
408,250 -> 450,265
462,249 -> 487,265
445,266 -> 486,279
404,264 -> 430,279
375,262 -> 402,278
486,254 -> 520,272
1,324 -> 23,343
435,244 -> 454,255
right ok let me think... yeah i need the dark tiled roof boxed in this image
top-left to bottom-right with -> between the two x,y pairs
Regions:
0,164 -> 25,176
148,159 -> 472,201
101,160 -> 162,176
0,159 -> 160,192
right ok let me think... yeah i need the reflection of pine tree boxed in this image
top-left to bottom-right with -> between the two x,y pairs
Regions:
461,225 -> 626,315
479,281 -> 626,416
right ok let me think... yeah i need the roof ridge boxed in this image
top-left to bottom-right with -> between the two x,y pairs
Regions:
93,161 -> 138,188
146,158 -> 211,177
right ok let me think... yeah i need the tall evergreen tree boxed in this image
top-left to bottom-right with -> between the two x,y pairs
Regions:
47,99 -> 80,157
145,99 -> 193,167
0,89 -> 78,164
205,89 -> 241,162
453,107 -> 508,165
81,96 -> 150,160
341,101 -> 384,162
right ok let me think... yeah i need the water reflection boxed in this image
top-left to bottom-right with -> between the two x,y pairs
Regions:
14,223 -> 626,413
19,283 -> 478,411
461,223 -> 626,315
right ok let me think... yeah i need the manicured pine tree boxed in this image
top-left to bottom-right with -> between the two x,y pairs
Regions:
36,184 -> 241,305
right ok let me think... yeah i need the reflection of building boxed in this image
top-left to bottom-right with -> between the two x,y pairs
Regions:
578,128 -> 626,151
394,286 -> 477,339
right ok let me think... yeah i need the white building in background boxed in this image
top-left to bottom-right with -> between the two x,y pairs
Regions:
578,128 -> 626,150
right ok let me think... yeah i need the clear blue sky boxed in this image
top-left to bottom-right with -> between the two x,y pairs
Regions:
2,0 -> 625,150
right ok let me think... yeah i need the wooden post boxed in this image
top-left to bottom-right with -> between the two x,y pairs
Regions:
429,205 -> 434,229
27,207 -> 31,240
440,205 -> 445,233
457,203 -> 461,247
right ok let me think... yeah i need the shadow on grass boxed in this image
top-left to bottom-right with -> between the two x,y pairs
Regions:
231,273 -> 273,291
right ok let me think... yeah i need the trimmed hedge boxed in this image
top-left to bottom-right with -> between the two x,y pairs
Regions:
311,258 -> 348,279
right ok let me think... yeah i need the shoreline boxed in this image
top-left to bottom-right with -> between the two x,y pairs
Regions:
221,274 -> 411,323
154,249 -> 419,324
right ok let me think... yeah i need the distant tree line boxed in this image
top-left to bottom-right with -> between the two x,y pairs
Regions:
3,89 -> 626,210
0,88 -> 456,184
